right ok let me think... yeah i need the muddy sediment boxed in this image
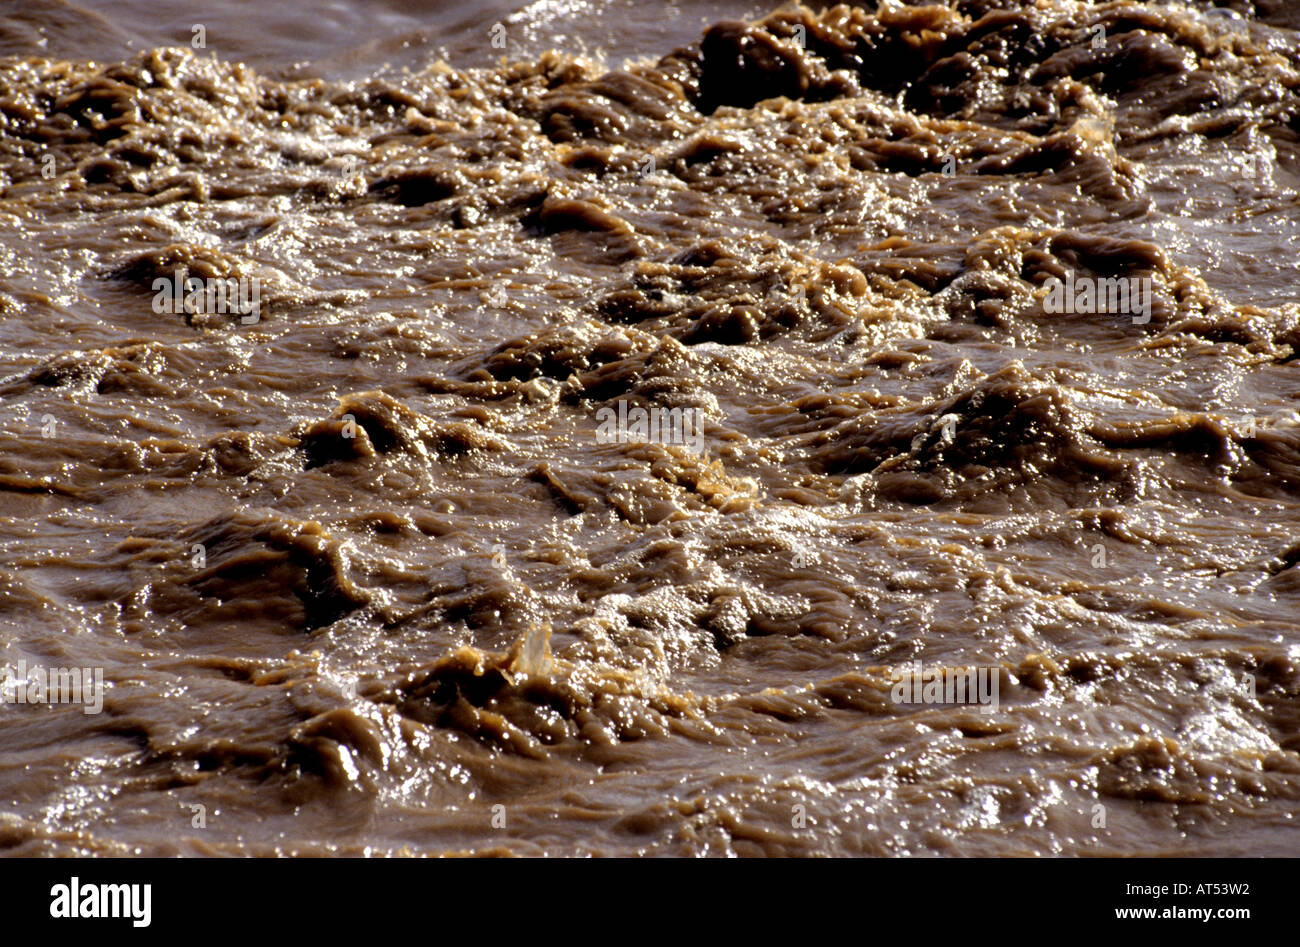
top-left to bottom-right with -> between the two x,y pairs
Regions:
1,0 -> 1299,855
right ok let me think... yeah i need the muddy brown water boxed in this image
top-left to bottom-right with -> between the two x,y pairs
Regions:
0,0 -> 1299,856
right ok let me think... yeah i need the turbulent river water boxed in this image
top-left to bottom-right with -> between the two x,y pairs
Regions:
1,0 -> 1299,856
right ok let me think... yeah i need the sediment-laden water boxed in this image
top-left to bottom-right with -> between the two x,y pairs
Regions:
1,0 -> 1299,856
